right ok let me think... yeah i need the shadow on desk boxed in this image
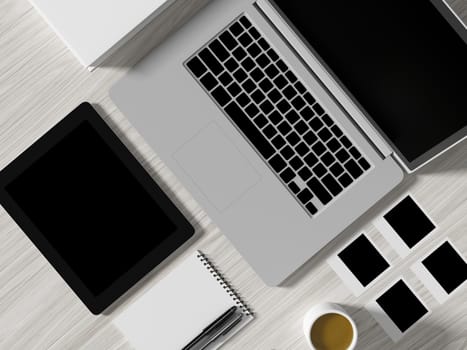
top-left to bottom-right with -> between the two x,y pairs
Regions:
417,140 -> 467,175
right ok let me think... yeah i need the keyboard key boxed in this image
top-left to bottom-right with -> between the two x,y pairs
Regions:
225,102 -> 275,159
273,75 -> 288,89
312,141 -> 326,156
259,78 -> 273,93
259,100 -> 274,114
335,149 -> 351,162
303,92 -> 316,105
253,114 -> 268,128
294,81 -> 306,94
219,31 -> 237,50
211,86 -> 231,106
298,167 -> 313,181
239,32 -> 253,47
300,106 -> 315,121
200,72 -> 218,90
247,42 -> 261,57
298,188 -> 314,204
269,154 -> 287,172
241,57 -> 255,71
330,163 -> 344,177
338,173 -> 353,188
341,136 -> 352,148
230,22 -> 244,36
286,131 -> 301,146
290,156 -> 304,170
266,48 -> 279,61
199,48 -> 223,75
258,38 -> 270,50
322,114 -> 334,127
241,79 -> 256,93
280,145 -> 294,160
233,68 -> 248,83
304,152 -> 318,167
257,53 -> 271,68
327,138 -> 341,152
295,142 -> 310,156
358,158 -> 371,170
239,16 -> 252,29
232,46 -> 247,60
322,174 -> 342,196
209,39 -> 229,62
307,177 -> 332,205
304,130 -> 318,145
237,93 -> 250,107
265,65 -> 280,79
349,147 -> 361,159
268,111 -> 282,125
344,159 -> 363,179
289,181 -> 300,194
245,103 -> 259,117
277,99 -> 292,114
227,81 -> 241,97
219,71 -> 233,86
224,57 -> 239,71
306,202 -> 318,215
294,120 -> 308,135
267,88 -> 281,103
252,89 -> 266,104
285,70 -> 297,83
331,125 -> 343,137
321,152 -> 336,166
291,95 -> 306,110
318,128 -> 332,142
263,124 -> 277,138
283,86 -> 297,99
271,134 -> 286,149
312,163 -> 327,177
187,57 -> 207,77
309,117 -> 324,131
278,121 -> 292,135
277,59 -> 288,72
249,27 -> 260,40
312,103 -> 325,115
285,110 -> 300,124
280,167 -> 296,183
251,68 -> 265,82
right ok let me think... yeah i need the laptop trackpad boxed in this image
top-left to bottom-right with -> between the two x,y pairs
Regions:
174,123 -> 261,212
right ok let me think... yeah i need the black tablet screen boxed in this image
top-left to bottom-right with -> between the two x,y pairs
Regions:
271,0 -> 467,162
5,121 -> 176,296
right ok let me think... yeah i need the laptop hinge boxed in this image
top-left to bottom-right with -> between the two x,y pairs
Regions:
255,0 -> 394,158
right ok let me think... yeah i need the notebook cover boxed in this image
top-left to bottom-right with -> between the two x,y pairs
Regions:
29,0 -> 176,67
114,251 -> 253,350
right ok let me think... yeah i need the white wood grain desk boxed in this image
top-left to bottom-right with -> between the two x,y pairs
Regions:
1,1 -> 466,349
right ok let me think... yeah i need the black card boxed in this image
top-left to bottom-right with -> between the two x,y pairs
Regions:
376,280 -> 428,332
338,234 -> 390,287
383,195 -> 435,248
422,241 -> 467,294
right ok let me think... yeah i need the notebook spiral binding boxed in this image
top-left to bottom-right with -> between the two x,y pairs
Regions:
196,252 -> 253,317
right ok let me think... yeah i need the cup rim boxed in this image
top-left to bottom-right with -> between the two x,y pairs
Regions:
304,307 -> 358,350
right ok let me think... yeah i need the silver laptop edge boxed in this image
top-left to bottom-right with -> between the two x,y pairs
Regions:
110,0 -> 405,285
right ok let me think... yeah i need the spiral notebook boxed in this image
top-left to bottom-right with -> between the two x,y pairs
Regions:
114,251 -> 253,350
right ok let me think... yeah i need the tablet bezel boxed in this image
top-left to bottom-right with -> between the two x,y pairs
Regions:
0,102 -> 194,314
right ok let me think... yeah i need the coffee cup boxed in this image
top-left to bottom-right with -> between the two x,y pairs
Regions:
303,303 -> 357,350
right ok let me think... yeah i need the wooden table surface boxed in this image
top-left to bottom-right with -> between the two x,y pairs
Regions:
1,0 -> 466,349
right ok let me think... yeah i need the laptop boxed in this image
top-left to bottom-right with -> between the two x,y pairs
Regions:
110,0 -> 467,285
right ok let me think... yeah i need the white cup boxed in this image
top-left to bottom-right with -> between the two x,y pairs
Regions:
303,303 -> 358,350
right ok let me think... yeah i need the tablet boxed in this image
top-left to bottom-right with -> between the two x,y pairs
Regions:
0,103 -> 194,314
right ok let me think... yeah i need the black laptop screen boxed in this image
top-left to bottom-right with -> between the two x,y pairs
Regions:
270,0 -> 467,163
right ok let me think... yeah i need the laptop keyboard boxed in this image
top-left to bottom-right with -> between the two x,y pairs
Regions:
185,15 -> 371,217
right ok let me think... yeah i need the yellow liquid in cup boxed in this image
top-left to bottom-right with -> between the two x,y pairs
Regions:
310,313 -> 353,350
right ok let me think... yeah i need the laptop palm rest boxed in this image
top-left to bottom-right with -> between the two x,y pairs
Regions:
173,123 -> 261,212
